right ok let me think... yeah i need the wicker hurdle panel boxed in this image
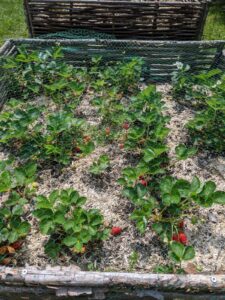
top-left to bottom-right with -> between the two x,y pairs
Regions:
24,0 -> 209,40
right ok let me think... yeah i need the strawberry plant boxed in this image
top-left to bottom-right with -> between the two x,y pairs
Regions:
119,82 -> 225,265
122,174 -> 225,263
89,155 -> 110,175
172,62 -> 223,107
0,192 -> 31,246
186,97 -> 225,153
3,47 -> 87,106
33,189 -> 109,258
0,195 -> 31,265
0,160 -> 33,264
0,102 -> 94,165
89,57 -> 143,94
0,160 -> 37,194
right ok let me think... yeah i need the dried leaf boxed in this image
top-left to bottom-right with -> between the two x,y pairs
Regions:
0,246 -> 8,255
1,258 -> 12,265
184,262 -> 197,274
6,246 -> 16,254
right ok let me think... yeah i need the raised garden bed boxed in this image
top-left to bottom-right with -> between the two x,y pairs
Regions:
0,39 -> 225,296
24,0 -> 209,40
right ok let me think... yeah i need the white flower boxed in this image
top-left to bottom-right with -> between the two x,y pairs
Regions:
175,62 -> 183,70
212,80 -> 222,88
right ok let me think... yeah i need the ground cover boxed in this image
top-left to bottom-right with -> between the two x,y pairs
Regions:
0,48 -> 225,274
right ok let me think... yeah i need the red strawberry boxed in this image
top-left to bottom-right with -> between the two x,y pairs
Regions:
178,220 -> 184,229
119,143 -> 124,149
75,147 -> 81,153
111,227 -> 122,236
105,127 -> 111,136
139,175 -> 144,180
140,179 -> 148,187
122,122 -> 130,130
172,232 -> 188,245
10,241 -> 23,250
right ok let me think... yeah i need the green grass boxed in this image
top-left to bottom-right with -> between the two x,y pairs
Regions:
203,3 -> 225,40
0,0 -> 27,45
0,1 -> 224,46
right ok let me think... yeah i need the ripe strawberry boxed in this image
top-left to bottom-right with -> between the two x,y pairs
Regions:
178,220 -> 184,229
75,147 -> 81,153
139,175 -> 144,180
119,143 -> 124,149
172,232 -> 188,245
105,127 -> 111,136
111,226 -> 122,236
122,122 -> 130,130
10,241 -> 23,250
140,179 -> 148,187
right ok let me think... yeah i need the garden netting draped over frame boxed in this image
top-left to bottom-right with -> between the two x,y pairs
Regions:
0,38 -> 225,104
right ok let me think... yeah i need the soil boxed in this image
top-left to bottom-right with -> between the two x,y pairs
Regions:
1,84 -> 225,273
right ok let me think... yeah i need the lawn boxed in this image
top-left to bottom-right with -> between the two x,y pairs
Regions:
203,3 -> 225,40
0,0 -> 27,45
0,1 -> 225,45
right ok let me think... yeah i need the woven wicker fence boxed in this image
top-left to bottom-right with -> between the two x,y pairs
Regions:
24,0 -> 209,40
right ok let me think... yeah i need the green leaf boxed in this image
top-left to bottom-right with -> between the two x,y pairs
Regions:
17,222 -> 31,236
122,187 -> 137,201
0,228 -> 9,242
8,231 -> 19,244
201,181 -> 216,198
143,148 -> 155,162
136,184 -> 147,198
0,171 -> 11,192
74,240 -> 83,252
45,240 -> 61,259
183,246 -> 195,261
14,170 -> 26,186
63,220 -> 75,231
212,191 -> 225,204
160,177 -> 173,194
175,144 -> 197,160
54,212 -> 66,224
143,144 -> 167,163
33,208 -> 53,220
39,219 -> 54,235
170,241 -> 185,259
62,236 -> 77,247
49,190 -> 59,203
24,162 -> 37,179
80,141 -> 95,155
89,154 -> 110,175
12,205 -> 23,216
162,193 -> 180,205
190,176 -> 202,194
152,223 -> 163,234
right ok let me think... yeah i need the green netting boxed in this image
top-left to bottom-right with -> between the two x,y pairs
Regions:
38,29 -> 116,40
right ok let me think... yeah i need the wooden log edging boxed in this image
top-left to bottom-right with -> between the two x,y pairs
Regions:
0,266 -> 225,294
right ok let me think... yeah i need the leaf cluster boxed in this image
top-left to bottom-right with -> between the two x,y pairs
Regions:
33,189 -> 109,258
